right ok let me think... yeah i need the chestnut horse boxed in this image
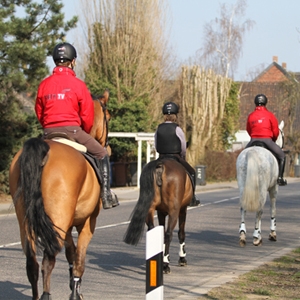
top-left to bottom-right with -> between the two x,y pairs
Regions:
124,157 -> 194,273
9,90 -> 111,300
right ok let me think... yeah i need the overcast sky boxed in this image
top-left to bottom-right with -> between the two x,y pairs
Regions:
62,0 -> 300,81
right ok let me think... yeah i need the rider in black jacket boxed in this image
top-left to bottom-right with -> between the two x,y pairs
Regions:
154,102 -> 200,206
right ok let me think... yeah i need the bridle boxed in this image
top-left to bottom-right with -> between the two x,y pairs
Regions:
96,99 -> 109,148
279,128 -> 284,149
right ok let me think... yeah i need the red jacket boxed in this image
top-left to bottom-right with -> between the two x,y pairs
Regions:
246,106 -> 279,141
35,66 -> 94,133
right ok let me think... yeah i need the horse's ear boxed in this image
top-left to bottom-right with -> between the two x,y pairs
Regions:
101,89 -> 109,106
279,120 -> 284,130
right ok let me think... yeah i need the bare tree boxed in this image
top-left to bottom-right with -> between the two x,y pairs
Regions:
197,0 -> 254,78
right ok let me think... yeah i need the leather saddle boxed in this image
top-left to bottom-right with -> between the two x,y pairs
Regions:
44,132 -> 102,184
156,155 -> 195,189
249,140 -> 268,148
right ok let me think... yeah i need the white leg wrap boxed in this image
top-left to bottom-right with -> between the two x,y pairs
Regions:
253,228 -> 261,239
239,222 -> 246,233
178,242 -> 186,257
163,254 -> 170,263
270,218 -> 276,231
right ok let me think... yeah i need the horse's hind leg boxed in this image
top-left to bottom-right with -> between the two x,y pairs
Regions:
65,228 -> 77,290
239,207 -> 247,247
40,252 -> 56,300
268,188 -> 277,241
253,210 -> 263,246
26,250 -> 39,300
70,216 -> 97,300
178,207 -> 187,267
157,211 -> 170,273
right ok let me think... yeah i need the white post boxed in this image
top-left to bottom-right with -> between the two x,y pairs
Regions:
137,140 -> 142,188
146,226 -> 164,300
146,141 -> 151,163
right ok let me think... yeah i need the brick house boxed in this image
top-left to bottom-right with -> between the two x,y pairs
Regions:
239,56 -> 296,130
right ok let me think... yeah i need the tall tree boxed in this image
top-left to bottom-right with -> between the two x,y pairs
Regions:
177,0 -> 252,167
0,0 -> 77,193
281,75 -> 300,167
0,0 -> 77,95
80,0 -> 173,160
180,66 -> 233,166
198,0 -> 254,78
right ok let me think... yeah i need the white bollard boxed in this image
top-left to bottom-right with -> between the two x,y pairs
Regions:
146,226 -> 164,300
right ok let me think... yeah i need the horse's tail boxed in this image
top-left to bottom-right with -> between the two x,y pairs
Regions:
240,150 -> 260,212
123,160 -> 158,246
16,138 -> 62,256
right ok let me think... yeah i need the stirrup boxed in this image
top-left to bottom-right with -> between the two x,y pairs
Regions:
277,177 -> 287,186
188,195 -> 200,207
102,198 -> 112,209
111,190 -> 119,207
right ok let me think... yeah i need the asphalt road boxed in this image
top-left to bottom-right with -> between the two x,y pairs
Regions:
0,180 -> 300,299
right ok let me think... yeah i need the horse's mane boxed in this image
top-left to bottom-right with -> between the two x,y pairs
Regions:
91,94 -> 103,100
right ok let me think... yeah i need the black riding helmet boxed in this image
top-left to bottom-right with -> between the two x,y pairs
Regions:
254,94 -> 268,106
162,102 -> 179,115
52,43 -> 77,63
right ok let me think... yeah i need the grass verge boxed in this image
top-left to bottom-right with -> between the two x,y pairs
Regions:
199,247 -> 300,299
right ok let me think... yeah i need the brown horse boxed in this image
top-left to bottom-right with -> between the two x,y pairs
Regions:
9,90 -> 111,300
124,157 -> 194,273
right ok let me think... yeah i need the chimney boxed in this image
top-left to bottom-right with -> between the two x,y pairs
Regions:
273,56 -> 278,63
282,62 -> 287,69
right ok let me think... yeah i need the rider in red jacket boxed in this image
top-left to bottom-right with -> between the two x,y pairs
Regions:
35,42 -> 118,209
35,66 -> 94,133
246,94 -> 287,186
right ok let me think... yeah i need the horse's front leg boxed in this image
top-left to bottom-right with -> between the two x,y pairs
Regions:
269,190 -> 277,241
178,207 -> 187,267
253,210 -> 263,246
239,207 -> 247,247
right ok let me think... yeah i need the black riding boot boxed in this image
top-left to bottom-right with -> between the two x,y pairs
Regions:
188,174 -> 200,207
277,157 -> 287,186
104,155 -> 119,207
100,155 -> 119,209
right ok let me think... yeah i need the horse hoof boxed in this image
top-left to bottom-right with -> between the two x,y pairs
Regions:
178,257 -> 187,266
163,263 -> 171,274
239,239 -> 246,247
69,291 -> 83,300
239,232 -> 246,247
269,231 -> 277,241
253,237 -> 262,246
40,292 -> 52,300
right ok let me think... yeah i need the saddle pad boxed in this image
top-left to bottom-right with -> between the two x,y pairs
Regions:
51,137 -> 87,152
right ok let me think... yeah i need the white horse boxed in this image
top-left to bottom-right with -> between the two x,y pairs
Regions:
236,121 -> 284,246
